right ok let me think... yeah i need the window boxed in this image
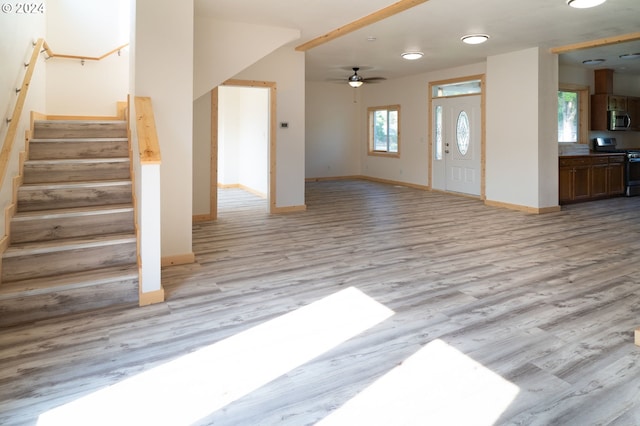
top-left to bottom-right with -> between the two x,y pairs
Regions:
433,79 -> 482,98
558,90 -> 578,142
368,105 -> 400,156
435,105 -> 443,160
558,84 -> 588,144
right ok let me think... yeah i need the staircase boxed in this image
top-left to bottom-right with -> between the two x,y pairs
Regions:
0,119 -> 139,327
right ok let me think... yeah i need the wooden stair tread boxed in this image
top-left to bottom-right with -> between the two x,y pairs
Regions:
19,180 -> 131,190
3,233 -> 137,257
36,119 -> 127,124
24,158 -> 129,165
12,204 -> 133,221
0,264 -> 138,299
29,137 -> 129,142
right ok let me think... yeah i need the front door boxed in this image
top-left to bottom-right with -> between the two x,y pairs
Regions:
432,95 -> 481,196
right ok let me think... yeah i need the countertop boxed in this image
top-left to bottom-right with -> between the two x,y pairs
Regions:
559,151 -> 627,157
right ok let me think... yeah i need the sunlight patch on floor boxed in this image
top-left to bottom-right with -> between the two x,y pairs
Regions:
37,287 -> 394,426
318,339 -> 520,426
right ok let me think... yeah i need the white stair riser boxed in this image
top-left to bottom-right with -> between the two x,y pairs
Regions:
11,210 -> 134,244
18,184 -> 132,211
34,121 -> 127,139
23,161 -> 130,183
2,241 -> 136,282
29,140 -> 129,160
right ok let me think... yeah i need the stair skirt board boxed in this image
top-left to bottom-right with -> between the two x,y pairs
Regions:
28,138 -> 130,160
10,205 -> 134,244
17,181 -> 133,211
22,158 -> 131,183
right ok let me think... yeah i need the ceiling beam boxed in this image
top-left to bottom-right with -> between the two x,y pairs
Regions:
550,32 -> 640,54
295,0 -> 429,52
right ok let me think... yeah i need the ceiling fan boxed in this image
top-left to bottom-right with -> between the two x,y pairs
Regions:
347,67 -> 386,87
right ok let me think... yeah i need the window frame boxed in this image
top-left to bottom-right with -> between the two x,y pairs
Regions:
558,83 -> 589,145
367,104 -> 401,158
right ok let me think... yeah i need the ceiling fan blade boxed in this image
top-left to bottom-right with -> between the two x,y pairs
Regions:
362,77 -> 386,83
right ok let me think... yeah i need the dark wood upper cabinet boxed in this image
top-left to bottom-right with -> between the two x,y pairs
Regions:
590,69 -> 638,132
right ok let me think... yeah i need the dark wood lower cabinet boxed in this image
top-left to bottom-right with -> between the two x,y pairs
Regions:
607,156 -> 625,195
559,154 -> 625,204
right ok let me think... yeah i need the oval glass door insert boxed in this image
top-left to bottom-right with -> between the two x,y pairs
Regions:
456,111 -> 470,155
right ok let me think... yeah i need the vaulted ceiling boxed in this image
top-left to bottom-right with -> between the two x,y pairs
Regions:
196,0 -> 640,83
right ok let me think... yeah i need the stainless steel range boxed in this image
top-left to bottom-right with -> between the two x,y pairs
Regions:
593,137 -> 640,197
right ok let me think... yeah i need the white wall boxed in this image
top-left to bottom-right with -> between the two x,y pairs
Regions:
0,6 -> 46,238
193,47 -> 305,214
218,86 -> 269,195
537,48 -> 561,208
559,64 -> 592,89
613,74 -> 640,97
132,0 -> 194,260
486,47 -> 558,209
305,62 -> 486,187
194,17 -> 300,99
306,82 -> 362,178
228,46 -> 306,209
193,92 -> 211,216
46,0 -> 129,116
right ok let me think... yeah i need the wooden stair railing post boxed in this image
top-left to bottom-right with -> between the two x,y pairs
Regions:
133,96 -> 164,306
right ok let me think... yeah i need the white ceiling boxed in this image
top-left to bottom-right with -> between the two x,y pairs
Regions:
195,0 -> 640,83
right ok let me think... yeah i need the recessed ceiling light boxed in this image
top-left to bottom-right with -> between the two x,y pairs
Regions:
619,53 -> 640,60
567,0 -> 606,8
461,34 -> 489,45
582,59 -> 605,65
401,52 -> 424,60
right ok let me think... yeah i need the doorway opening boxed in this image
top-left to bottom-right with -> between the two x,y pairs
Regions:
428,75 -> 486,199
209,80 -> 277,220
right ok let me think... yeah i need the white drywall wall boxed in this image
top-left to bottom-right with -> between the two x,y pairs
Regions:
0,7 -> 46,238
45,0 -> 129,116
194,17 -> 300,99
132,0 -> 194,259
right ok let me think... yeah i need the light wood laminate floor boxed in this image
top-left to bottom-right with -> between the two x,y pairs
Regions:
1,179 -> 639,425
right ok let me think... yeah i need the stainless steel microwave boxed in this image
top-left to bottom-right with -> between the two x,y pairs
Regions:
608,110 -> 631,131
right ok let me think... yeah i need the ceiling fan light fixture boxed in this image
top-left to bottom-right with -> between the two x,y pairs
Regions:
461,34 -> 489,45
567,0 -> 606,8
582,59 -> 605,65
401,51 -> 423,60
348,68 -> 364,87
619,53 -> 640,60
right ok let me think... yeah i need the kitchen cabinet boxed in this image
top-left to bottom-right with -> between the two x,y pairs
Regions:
607,155 -> 625,195
590,158 -> 609,198
607,95 -> 627,111
591,94 -> 629,131
559,154 -> 625,204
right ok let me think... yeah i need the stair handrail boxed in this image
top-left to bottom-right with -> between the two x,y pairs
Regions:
42,41 -> 129,64
0,39 -> 128,189
0,38 -> 45,190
